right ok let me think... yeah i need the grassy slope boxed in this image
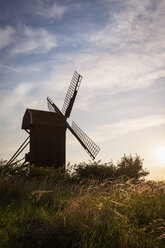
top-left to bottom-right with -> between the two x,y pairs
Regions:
0,170 -> 165,248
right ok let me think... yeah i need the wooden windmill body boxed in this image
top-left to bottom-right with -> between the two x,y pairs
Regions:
22,109 -> 67,167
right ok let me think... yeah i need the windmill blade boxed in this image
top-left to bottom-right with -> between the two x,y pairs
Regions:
62,71 -> 82,118
70,121 -> 100,160
47,97 -> 56,112
47,97 -> 65,118
47,97 -> 100,160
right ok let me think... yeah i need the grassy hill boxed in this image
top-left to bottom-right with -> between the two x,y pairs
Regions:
0,158 -> 165,247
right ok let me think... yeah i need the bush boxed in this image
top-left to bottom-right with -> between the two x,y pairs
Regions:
0,154 -> 149,183
72,161 -> 116,181
72,155 -> 149,182
0,160 -> 70,184
116,154 -> 149,180
0,159 -> 29,178
28,164 -> 69,182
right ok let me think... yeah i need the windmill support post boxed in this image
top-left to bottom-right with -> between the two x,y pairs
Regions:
7,136 -> 30,166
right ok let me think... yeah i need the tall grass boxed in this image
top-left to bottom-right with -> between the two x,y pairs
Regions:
0,158 -> 164,247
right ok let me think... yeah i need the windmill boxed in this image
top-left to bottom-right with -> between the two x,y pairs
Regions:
7,71 -> 100,167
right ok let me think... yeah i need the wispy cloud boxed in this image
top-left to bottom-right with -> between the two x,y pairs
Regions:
0,26 -> 15,49
0,82 -> 34,119
59,0 -> 165,94
12,26 -> 57,55
0,63 -> 21,72
36,1 -> 68,20
93,0 -> 165,53
94,115 -> 165,142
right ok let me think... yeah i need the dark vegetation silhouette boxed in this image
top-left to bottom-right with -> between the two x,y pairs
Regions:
72,154 -> 149,182
1,154 -> 148,182
0,155 -> 165,248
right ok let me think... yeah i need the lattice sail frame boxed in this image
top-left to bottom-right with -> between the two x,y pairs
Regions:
62,71 -> 82,118
47,97 -> 56,112
47,97 -> 100,160
72,121 -> 100,160
47,71 -> 100,160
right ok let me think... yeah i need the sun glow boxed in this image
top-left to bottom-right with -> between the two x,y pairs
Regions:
155,146 -> 165,166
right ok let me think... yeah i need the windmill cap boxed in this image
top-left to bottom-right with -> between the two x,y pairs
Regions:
22,109 -> 67,129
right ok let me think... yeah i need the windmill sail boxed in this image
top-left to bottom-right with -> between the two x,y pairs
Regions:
47,97 -> 100,160
47,97 -> 56,112
62,71 -> 82,118
71,121 -> 100,160
47,97 -> 65,117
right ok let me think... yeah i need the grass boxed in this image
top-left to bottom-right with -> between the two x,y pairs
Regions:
0,165 -> 165,248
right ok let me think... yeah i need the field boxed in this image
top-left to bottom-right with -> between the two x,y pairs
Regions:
0,160 -> 165,248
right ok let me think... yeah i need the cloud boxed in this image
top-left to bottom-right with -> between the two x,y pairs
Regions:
89,0 -> 165,54
0,81 -> 33,158
12,26 -> 57,55
0,82 -> 34,118
0,26 -> 15,49
36,1 -> 68,20
0,63 -> 21,72
49,49 -> 165,101
52,0 -> 165,95
94,115 -> 165,142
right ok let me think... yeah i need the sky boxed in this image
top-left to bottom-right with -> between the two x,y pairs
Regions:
0,0 -> 165,180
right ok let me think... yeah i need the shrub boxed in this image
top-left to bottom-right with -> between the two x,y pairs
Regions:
72,161 -> 116,181
0,160 -> 70,184
72,155 -> 149,182
0,154 -> 149,183
115,154 -> 149,180
0,159 -> 29,178
28,164 -> 69,182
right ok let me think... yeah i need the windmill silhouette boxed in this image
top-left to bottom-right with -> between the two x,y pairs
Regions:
7,71 -> 100,167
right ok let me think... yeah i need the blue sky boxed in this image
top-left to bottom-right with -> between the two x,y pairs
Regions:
0,0 -> 165,179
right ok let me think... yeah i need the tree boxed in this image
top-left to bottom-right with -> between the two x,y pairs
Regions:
115,154 -> 149,180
